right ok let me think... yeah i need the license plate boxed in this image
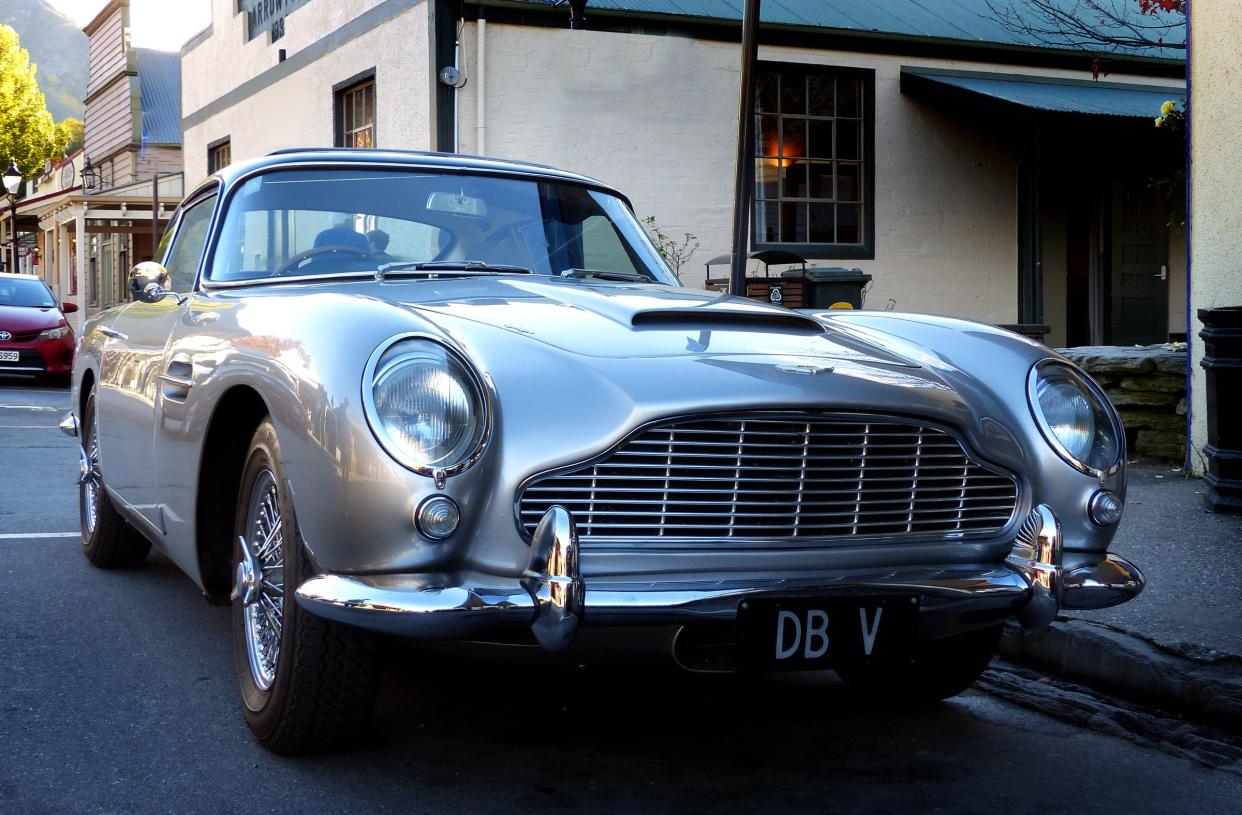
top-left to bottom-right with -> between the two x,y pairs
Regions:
0,350 -> 18,362
736,595 -> 918,671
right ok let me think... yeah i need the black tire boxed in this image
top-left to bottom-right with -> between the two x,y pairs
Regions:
80,392 -> 151,568
834,624 -> 1002,703
232,419 -> 379,754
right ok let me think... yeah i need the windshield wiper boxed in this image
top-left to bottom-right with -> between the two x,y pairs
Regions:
559,268 -> 651,283
376,260 -> 532,280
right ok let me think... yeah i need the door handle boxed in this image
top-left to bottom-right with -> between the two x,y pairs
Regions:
99,326 -> 127,340
183,311 -> 219,327
1155,265 -> 1168,281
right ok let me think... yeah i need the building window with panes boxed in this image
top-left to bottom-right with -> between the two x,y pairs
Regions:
336,73 -> 376,148
207,138 -> 231,174
753,63 -> 875,258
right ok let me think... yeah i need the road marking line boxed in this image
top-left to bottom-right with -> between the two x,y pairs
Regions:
0,405 -> 61,411
0,532 -> 79,539
0,425 -> 61,428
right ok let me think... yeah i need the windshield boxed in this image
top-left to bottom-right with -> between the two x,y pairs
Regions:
208,169 -> 678,285
0,277 -> 56,308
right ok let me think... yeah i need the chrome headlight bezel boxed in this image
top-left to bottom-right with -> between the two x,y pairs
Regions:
361,334 -> 492,479
1027,358 -> 1124,478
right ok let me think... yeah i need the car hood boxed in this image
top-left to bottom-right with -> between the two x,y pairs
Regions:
0,304 -> 63,333
392,276 -> 915,367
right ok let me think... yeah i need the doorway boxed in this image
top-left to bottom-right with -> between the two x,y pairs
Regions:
1109,178 -> 1169,345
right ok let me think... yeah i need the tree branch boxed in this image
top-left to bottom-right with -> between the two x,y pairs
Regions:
983,0 -> 1185,54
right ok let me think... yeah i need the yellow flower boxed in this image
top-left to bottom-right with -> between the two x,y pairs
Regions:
1154,116 -> 1163,127
1161,100 -> 1176,116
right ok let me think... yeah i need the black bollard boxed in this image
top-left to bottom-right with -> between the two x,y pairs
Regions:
1198,307 -> 1242,512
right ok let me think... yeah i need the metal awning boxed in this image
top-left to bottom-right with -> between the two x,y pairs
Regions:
901,68 -> 1185,118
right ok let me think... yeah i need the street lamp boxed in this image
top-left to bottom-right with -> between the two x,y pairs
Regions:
81,156 -> 98,192
2,161 -> 22,274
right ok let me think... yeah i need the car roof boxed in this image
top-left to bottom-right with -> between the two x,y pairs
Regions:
205,148 -> 623,201
0,272 -> 48,283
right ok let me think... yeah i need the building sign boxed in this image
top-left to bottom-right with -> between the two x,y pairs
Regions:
242,0 -> 311,42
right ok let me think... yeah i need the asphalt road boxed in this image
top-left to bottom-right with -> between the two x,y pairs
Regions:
2,377 -> 1241,814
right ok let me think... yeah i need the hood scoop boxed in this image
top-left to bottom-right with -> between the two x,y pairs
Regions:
630,308 -> 824,334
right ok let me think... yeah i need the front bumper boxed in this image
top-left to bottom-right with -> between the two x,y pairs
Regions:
295,505 -> 1145,649
0,337 -> 74,375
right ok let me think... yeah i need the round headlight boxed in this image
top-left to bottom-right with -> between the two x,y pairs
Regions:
1029,361 -> 1121,475
364,338 -> 487,474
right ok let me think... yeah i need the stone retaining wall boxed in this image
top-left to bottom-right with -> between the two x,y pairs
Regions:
1058,345 -> 1188,464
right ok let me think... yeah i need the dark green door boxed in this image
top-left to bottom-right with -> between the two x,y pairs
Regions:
1110,179 -> 1169,345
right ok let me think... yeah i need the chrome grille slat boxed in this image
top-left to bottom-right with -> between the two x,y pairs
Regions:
518,493 -> 1015,509
524,483 -> 1009,495
519,505 -> 1020,518
517,416 -> 1019,541
531,473 -> 1007,485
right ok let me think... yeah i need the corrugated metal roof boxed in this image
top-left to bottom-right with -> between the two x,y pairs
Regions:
504,0 -> 1184,61
136,49 -> 182,146
903,68 -> 1184,117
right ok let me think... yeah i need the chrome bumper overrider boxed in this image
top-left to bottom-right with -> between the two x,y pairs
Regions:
295,504 -> 1145,649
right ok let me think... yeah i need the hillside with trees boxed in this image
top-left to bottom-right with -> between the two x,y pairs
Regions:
0,0 -> 88,122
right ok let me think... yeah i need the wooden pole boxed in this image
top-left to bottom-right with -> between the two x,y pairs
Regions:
151,172 -> 160,260
728,0 -> 761,297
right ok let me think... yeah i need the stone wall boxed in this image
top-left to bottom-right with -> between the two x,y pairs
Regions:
1059,345 -> 1187,464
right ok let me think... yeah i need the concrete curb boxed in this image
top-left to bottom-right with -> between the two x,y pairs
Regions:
998,617 -> 1242,736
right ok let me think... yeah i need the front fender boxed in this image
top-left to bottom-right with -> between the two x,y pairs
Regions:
815,311 -> 1126,561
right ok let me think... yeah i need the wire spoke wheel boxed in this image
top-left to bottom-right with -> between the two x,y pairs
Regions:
241,469 -> 285,692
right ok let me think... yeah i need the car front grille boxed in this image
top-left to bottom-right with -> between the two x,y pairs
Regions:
4,329 -> 43,342
517,415 -> 1020,542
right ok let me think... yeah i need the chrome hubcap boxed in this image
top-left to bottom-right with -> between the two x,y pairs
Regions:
235,469 -> 285,692
80,419 -> 102,535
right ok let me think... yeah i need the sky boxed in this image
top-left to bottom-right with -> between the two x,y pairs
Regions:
47,0 -> 212,50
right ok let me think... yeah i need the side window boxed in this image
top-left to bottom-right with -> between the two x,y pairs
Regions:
163,194 -> 218,292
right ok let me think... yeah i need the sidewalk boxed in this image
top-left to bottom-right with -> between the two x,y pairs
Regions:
1079,465 -> 1242,656
1001,464 -> 1242,732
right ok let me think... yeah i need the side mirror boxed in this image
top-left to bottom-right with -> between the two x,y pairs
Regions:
129,261 -> 183,304
61,301 -> 79,314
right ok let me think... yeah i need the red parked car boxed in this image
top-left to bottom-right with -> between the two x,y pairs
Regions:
0,272 -> 77,381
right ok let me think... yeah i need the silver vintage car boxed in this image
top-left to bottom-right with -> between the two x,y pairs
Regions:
62,150 -> 1143,753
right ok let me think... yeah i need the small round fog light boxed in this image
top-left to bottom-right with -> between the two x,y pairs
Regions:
415,495 -> 460,540
1088,490 -> 1123,526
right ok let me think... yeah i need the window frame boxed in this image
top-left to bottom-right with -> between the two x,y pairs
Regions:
158,182 -> 223,294
207,136 -> 232,174
334,70 -> 377,149
750,61 -> 876,261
